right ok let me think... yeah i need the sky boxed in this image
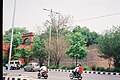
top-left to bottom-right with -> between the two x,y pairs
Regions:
3,0 -> 120,35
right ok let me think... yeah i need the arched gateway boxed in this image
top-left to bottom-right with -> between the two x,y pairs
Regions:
22,32 -> 34,45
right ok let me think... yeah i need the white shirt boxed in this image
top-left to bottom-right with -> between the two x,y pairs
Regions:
39,66 -> 47,71
74,66 -> 79,72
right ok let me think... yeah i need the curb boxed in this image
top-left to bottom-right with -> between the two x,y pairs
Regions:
3,76 -> 32,80
3,73 -> 39,80
84,71 -> 120,75
48,69 -> 120,75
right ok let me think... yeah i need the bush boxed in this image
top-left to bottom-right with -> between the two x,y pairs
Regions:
83,65 -> 91,71
48,65 -> 57,69
105,68 -> 120,73
96,67 -> 105,71
66,66 -> 71,70
59,65 -> 67,69
68,65 -> 76,70
91,65 -> 96,71
20,63 -> 27,68
113,68 -> 120,72
105,68 -> 114,72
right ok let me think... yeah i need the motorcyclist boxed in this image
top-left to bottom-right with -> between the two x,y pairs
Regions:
78,64 -> 83,78
39,63 -> 48,74
74,64 -> 80,76
38,63 -> 48,79
74,64 -> 83,76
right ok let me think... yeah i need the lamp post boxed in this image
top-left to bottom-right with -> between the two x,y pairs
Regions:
46,20 -> 51,67
43,9 -> 59,67
8,0 -> 17,70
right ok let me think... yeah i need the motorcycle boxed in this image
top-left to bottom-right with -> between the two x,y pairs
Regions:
37,70 -> 48,79
69,70 -> 82,80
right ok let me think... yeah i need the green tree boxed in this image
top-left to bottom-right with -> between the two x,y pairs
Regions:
3,54 -> 7,66
3,27 -> 29,63
20,48 -> 32,64
66,32 -> 87,66
3,27 -> 29,46
31,35 -> 47,66
13,47 -> 33,64
3,27 -> 29,52
13,48 -> 21,60
98,26 -> 120,68
73,26 -> 99,46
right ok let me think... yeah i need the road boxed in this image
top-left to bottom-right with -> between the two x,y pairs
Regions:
3,68 -> 120,80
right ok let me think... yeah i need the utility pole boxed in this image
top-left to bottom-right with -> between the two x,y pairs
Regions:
48,21 -> 51,67
43,9 -> 52,67
43,9 -> 59,66
8,0 -> 17,70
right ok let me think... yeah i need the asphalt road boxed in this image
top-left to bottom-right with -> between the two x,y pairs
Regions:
3,68 -> 120,80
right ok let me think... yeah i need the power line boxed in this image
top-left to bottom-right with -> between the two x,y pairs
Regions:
73,12 -> 120,22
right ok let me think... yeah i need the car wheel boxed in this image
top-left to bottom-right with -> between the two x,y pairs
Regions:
31,69 -> 34,72
24,68 -> 26,71
6,66 -> 8,70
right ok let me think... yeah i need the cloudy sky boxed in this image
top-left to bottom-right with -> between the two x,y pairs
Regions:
3,0 -> 120,35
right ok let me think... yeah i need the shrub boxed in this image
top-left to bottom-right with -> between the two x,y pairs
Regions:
20,63 -> 27,68
105,68 -> 114,72
69,65 -> 76,70
83,65 -> 91,71
66,66 -> 71,70
91,65 -> 96,71
96,67 -> 105,71
114,68 -> 120,72
59,65 -> 67,69
48,65 -> 57,69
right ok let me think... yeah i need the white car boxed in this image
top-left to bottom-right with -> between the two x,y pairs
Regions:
24,62 -> 40,72
5,60 -> 21,70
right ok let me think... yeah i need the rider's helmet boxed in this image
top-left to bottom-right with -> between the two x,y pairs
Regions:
42,63 -> 45,66
77,64 -> 79,67
79,64 -> 82,66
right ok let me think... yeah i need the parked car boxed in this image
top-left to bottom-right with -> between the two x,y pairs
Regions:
24,62 -> 40,72
5,60 -> 21,70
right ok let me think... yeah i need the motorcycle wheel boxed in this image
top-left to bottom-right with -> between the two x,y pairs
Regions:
69,73 -> 74,80
78,76 -> 82,80
37,73 -> 41,79
44,76 -> 48,79
44,74 -> 48,79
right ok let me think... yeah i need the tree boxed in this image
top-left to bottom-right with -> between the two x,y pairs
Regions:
45,35 -> 69,68
35,11 -> 72,67
20,48 -> 32,64
31,35 -> 47,66
98,26 -> 120,68
72,26 -> 99,46
3,27 -> 29,45
3,27 -> 29,51
3,54 -> 7,66
66,32 -> 87,66
3,27 -> 29,63
13,48 -> 21,60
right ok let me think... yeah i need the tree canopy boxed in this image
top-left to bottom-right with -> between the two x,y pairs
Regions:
3,27 -> 29,48
98,26 -> 120,68
66,31 -> 87,66
31,35 -> 47,66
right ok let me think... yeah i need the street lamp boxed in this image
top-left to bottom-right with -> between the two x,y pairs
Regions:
43,8 -> 59,14
43,9 -> 60,66
8,0 -> 17,70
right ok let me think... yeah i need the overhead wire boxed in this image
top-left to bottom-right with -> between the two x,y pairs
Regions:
73,12 -> 120,22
